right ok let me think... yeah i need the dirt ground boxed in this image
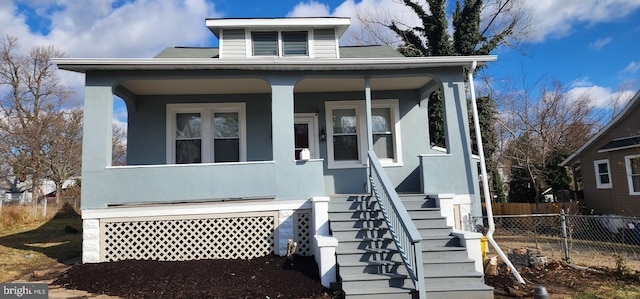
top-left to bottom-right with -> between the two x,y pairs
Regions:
11,255 -> 638,298
486,260 -> 640,298
52,255 -> 332,299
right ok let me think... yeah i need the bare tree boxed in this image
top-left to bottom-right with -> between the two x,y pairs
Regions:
112,124 -> 127,166
497,79 -> 598,202
0,35 -> 77,206
45,108 -> 83,203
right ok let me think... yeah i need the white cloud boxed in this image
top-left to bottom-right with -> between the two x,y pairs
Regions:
287,1 -> 331,17
589,37 -> 612,50
566,85 -> 635,109
288,0 -> 424,46
523,0 -> 640,42
1,0 -> 221,58
624,61 -> 640,73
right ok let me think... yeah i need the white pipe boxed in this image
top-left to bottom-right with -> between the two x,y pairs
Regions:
467,61 -> 525,284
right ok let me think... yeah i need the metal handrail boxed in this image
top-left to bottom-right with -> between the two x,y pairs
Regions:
368,151 -> 426,299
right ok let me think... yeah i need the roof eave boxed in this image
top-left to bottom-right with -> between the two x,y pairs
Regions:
559,90 -> 640,167
52,55 -> 497,73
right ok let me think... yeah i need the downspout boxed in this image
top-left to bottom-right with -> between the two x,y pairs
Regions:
467,61 -> 524,284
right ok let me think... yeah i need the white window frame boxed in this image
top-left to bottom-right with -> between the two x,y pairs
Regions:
325,99 -> 402,169
594,159 -> 612,189
166,103 -> 246,164
247,30 -> 310,58
625,155 -> 640,195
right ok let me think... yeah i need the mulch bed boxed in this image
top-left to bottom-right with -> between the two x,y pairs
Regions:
54,255 -> 332,299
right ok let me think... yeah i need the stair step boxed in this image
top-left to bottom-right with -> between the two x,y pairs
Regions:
338,260 -> 404,276
340,273 -> 411,289
423,260 -> 477,273
331,193 -> 492,297
424,271 -> 486,286
425,286 -> 494,299
417,227 -> 454,237
341,285 -> 414,299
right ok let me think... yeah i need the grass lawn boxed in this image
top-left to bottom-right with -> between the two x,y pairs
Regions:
0,203 -> 82,282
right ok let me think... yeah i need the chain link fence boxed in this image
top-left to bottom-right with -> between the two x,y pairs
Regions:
474,212 -> 640,271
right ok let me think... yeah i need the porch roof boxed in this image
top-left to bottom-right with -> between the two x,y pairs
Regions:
53,55 -> 496,74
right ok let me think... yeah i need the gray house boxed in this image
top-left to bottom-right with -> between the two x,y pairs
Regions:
54,17 -> 494,298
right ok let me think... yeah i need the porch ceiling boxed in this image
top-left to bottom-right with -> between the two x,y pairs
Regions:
119,77 -> 432,95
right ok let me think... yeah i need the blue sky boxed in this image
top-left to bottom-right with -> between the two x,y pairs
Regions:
2,0 -> 640,127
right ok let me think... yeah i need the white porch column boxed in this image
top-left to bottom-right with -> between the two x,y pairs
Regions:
364,77 -> 373,151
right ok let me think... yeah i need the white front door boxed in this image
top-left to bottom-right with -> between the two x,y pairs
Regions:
294,113 -> 319,160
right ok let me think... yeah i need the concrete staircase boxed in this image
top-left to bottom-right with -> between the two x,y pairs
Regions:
328,194 -> 493,299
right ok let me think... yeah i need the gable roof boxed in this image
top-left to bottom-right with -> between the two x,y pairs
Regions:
153,45 -> 405,59
560,89 -> 640,166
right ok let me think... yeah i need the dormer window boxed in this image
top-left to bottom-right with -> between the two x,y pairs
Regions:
282,32 -> 308,56
251,31 -> 308,57
252,32 -> 278,56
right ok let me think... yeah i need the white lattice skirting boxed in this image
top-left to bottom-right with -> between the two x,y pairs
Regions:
82,200 -> 313,263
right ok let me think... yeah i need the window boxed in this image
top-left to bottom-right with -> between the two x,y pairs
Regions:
175,113 -> 202,163
251,31 -> 308,57
167,103 -> 246,164
594,159 -> 612,189
325,100 -> 402,169
282,31 -> 308,56
332,108 -> 359,161
625,155 -> 640,195
252,32 -> 278,56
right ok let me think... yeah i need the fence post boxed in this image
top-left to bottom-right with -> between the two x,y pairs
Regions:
561,209 -> 570,263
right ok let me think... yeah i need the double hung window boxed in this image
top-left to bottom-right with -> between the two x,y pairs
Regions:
326,100 -> 402,169
168,103 -> 246,164
625,155 -> 640,195
594,159 -> 612,189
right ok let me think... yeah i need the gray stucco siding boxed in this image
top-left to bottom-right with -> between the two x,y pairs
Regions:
126,94 -> 274,165
294,89 -> 428,194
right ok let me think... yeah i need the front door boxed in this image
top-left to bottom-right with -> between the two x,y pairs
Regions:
294,113 -> 319,160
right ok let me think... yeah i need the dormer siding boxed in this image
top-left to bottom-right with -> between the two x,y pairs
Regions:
220,29 -> 246,58
313,29 -> 338,58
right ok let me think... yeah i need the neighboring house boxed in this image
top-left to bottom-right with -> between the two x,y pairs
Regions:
54,17 -> 495,298
1,174 -> 33,203
0,175 -> 78,203
561,90 -> 640,216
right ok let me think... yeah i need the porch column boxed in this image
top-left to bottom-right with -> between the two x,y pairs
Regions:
81,75 -> 115,209
269,77 -> 298,200
439,69 -> 481,219
364,77 -> 373,151
82,84 -> 114,171
364,77 -> 373,193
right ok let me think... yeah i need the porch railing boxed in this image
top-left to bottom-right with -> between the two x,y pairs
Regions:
368,151 -> 426,299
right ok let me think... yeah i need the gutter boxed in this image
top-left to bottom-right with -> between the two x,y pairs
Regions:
467,61 -> 524,284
